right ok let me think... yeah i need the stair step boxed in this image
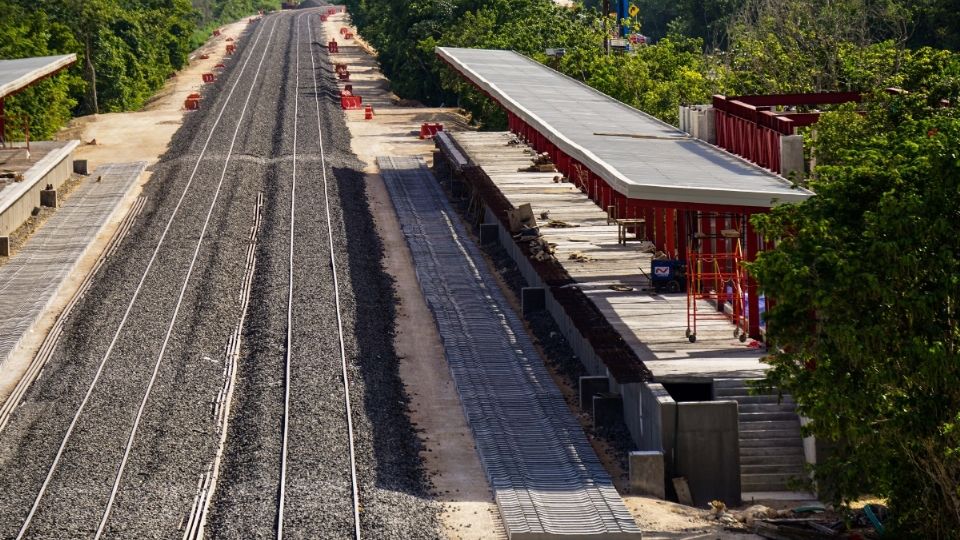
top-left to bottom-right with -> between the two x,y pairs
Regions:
741,463 -> 806,475
740,437 -> 803,448
714,386 -> 780,397
741,452 -> 806,465
713,378 -> 759,389
740,445 -> 805,457
741,428 -> 802,440
739,411 -> 798,422
739,402 -> 797,413
728,394 -> 796,405
742,472 -> 805,491
738,420 -> 800,431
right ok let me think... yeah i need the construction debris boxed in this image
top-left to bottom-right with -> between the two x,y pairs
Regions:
568,251 -> 593,262
545,219 -> 577,228
518,152 -> 557,172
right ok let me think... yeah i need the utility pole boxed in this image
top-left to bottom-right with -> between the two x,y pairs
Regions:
602,0 -> 610,55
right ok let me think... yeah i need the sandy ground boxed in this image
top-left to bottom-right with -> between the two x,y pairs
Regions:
321,14 -> 504,540
0,18 -> 252,405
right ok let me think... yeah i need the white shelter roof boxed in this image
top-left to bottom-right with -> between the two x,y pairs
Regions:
437,47 -> 813,208
0,55 -> 77,100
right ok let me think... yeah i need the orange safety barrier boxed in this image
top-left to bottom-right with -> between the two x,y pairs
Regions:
364,105 -> 374,120
213,29 -> 221,37
226,44 -> 236,54
338,71 -> 350,81
226,37 -> 234,42
341,95 -> 363,110
200,54 -> 210,60
419,122 -> 444,139
340,27 -> 349,35
214,63 -> 226,69
344,32 -> 354,39
344,84 -> 353,93
328,40 -> 338,53
202,73 -> 215,83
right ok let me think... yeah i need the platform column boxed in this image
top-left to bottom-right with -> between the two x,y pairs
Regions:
665,208 -> 676,258
746,219 -> 761,339
644,207 -> 654,240
0,97 -> 5,147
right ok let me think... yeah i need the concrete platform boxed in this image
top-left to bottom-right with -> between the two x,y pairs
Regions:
0,162 -> 145,373
449,131 -> 765,383
0,140 -> 80,237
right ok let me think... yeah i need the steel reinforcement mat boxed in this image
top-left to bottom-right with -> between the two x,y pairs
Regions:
0,162 -> 145,371
379,156 -> 642,539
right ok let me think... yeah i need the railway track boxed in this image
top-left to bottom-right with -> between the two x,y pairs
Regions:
0,8 -> 431,539
10,15 -> 281,538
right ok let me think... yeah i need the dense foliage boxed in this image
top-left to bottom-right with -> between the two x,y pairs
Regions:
752,91 -> 960,536
0,0 -> 279,139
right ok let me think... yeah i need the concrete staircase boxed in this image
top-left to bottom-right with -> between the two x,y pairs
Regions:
714,378 -> 807,493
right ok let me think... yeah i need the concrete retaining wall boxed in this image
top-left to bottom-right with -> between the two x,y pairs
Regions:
0,142 -> 78,237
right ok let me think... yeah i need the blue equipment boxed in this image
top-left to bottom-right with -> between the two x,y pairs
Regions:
650,259 -> 686,293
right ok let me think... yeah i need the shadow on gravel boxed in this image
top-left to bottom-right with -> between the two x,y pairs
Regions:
331,165 -> 432,498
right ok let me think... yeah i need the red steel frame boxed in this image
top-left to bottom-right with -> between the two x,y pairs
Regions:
713,92 -> 861,174
685,213 -> 749,343
439,53 -> 772,339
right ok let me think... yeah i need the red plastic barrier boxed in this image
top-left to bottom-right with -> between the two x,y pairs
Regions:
214,63 -> 226,69
364,105 -> 374,120
320,15 -> 328,22
338,71 -> 350,81
226,44 -> 236,54
419,123 -> 444,139
184,92 -> 202,110
341,95 -> 363,110
200,54 -> 210,60
213,29 -> 221,37
328,41 -> 338,53
340,27 -> 349,35
344,84 -> 353,93
202,73 -> 215,83
344,32 -> 354,39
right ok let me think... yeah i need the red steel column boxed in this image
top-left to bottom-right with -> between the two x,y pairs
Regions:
654,208 -> 665,251
665,208 -> 676,258
677,210 -> 688,259
644,207 -> 654,240
747,218 -> 761,339
0,98 -> 5,146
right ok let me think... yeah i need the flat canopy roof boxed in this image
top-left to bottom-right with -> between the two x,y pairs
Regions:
437,47 -> 813,209
0,55 -> 77,100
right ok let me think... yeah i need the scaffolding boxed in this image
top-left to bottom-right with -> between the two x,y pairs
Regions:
685,212 -> 748,343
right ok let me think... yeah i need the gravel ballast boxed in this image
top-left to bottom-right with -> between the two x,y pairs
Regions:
0,9 -> 437,539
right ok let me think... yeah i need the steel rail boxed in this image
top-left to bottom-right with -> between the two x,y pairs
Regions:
92,17 -> 281,539
275,10 -> 301,540
14,16 -> 279,539
307,12 -> 362,540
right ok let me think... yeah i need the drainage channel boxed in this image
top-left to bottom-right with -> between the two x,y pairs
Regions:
378,156 -> 642,540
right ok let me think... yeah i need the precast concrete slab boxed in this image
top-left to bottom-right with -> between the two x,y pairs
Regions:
0,162 -> 145,371
379,155 -> 642,539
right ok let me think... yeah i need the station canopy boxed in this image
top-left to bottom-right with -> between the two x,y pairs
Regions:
436,47 -> 813,209
0,54 -> 77,100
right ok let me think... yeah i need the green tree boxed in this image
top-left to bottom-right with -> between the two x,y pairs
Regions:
751,93 -> 960,536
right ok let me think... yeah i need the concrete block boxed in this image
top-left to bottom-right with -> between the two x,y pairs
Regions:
0,236 -> 8,257
629,451 -> 665,498
479,223 -> 499,245
780,134 -> 804,180
579,375 -> 609,410
521,286 -> 545,314
593,392 -> 624,428
40,189 -> 57,208
73,159 -> 88,175
701,108 -> 716,144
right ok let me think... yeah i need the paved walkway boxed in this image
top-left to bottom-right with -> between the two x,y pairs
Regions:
0,162 -> 145,370
380,156 -> 641,540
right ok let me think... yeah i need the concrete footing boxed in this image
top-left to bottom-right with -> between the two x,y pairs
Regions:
629,451 -> 665,498
592,392 -> 624,428
579,375 -> 609,410
40,189 -> 57,208
73,159 -> 88,175
521,286 -> 545,314
0,236 -> 9,256
479,223 -> 499,244
780,134 -> 805,179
